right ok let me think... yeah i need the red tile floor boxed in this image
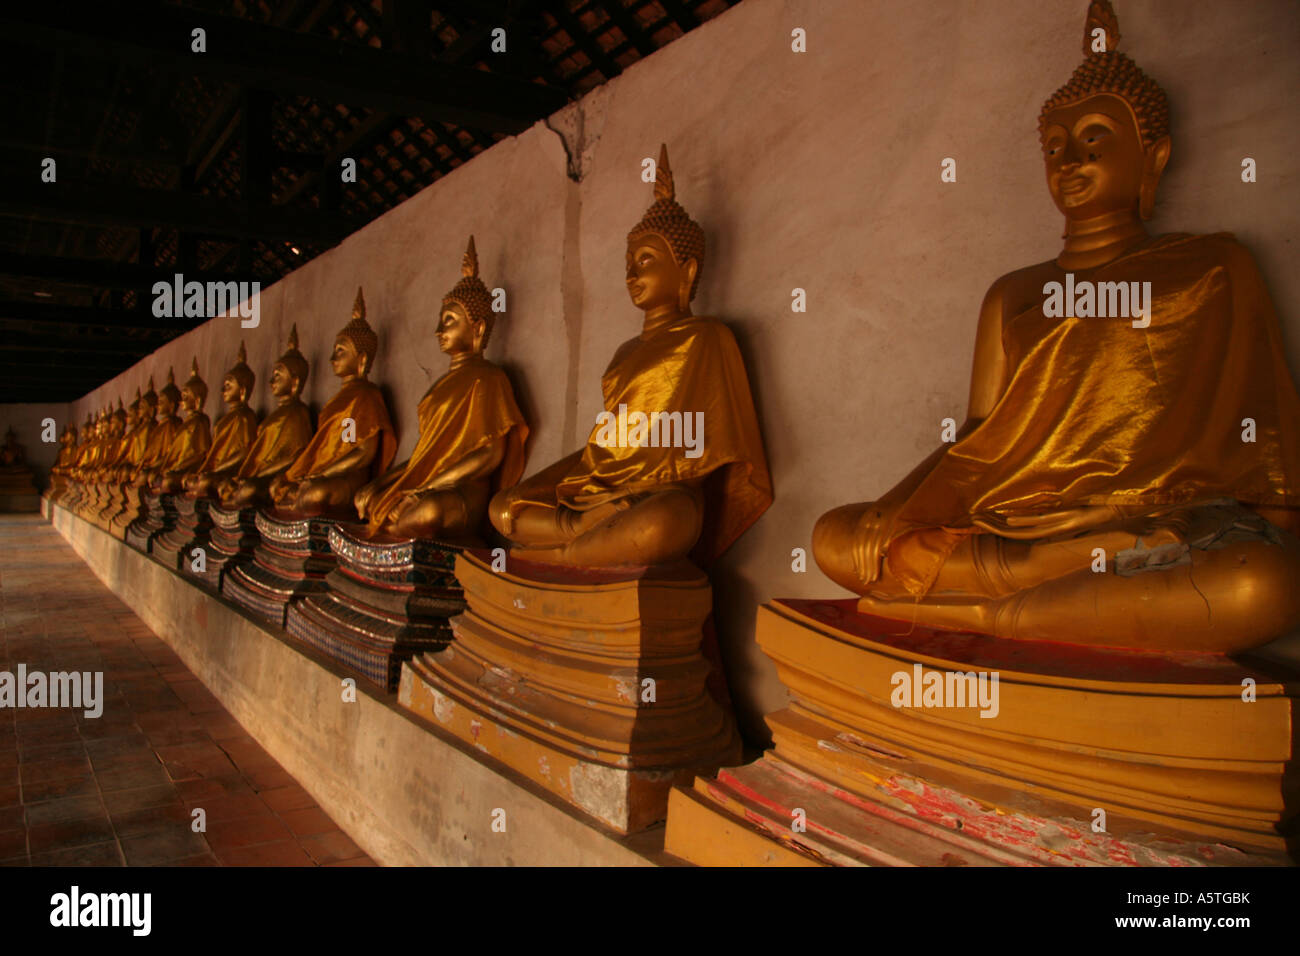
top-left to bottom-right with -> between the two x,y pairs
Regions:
0,514 -> 375,866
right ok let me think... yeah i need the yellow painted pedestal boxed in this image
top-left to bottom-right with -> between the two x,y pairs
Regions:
399,551 -> 741,834
665,599 -> 1297,866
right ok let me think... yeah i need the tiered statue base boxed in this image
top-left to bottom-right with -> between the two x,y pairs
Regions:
186,504 -> 259,591
152,495 -> 212,571
221,510 -> 336,628
125,492 -> 177,553
399,552 -> 741,834
665,599 -> 1298,867
109,484 -> 146,540
92,483 -> 126,531
285,525 -> 465,691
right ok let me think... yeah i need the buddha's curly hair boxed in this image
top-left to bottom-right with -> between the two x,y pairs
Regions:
627,145 -> 705,301
443,277 -> 495,347
627,198 -> 706,301
1039,50 -> 1169,148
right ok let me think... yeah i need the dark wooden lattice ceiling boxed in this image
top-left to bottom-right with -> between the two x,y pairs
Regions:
0,0 -> 741,403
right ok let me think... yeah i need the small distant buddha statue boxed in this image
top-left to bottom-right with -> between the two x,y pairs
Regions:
184,343 -> 260,498
813,0 -> 1300,653
50,424 -> 77,478
355,237 -> 528,541
152,359 -> 212,494
219,325 -> 314,510
131,370 -> 183,486
94,401 -> 129,478
491,145 -> 772,567
0,426 -> 36,495
61,415 -> 93,496
270,289 -> 397,516
0,426 -> 27,470
115,382 -> 158,484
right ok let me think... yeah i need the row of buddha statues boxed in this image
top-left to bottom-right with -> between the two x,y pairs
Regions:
40,0 -> 1300,858
48,151 -> 774,575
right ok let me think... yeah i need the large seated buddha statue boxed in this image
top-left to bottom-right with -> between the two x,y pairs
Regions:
270,289 -> 396,517
356,237 -> 527,541
401,146 -> 771,833
218,326 -> 313,510
130,371 -> 182,488
813,3 -> 1300,654
152,359 -> 212,495
184,343 -> 259,499
491,145 -> 772,568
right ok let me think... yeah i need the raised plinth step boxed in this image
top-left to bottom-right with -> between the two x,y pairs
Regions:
124,492 -> 177,553
221,510 -> 336,627
153,495 -> 213,571
666,754 -> 1281,867
399,551 -> 741,834
664,598 -> 1300,865
285,525 -> 464,690
184,503 -> 258,591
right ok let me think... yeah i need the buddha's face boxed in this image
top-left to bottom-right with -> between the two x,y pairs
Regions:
110,417 -> 124,438
125,404 -> 139,429
436,302 -> 479,357
270,363 -> 294,398
180,385 -> 201,413
222,374 -> 242,405
626,234 -> 691,313
158,392 -> 177,418
330,335 -> 365,379
1042,93 -> 1163,220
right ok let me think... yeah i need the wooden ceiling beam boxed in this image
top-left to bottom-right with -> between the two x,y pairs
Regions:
2,1 -> 568,135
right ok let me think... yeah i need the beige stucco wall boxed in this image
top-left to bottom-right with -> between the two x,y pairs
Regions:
63,0 -> 1300,743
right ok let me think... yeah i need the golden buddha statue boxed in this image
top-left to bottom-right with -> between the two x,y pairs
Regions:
184,343 -> 260,498
112,384 -> 155,484
68,410 -> 107,504
152,359 -> 212,494
97,401 -> 129,476
270,289 -> 397,516
218,325 -> 314,510
356,237 -> 528,541
48,423 -> 77,483
813,1 -> 1300,654
131,370 -> 182,486
491,145 -> 772,567
55,416 -> 91,503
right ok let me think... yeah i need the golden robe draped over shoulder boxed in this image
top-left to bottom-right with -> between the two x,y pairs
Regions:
283,380 -> 396,484
118,421 -> 157,472
234,401 -> 313,479
98,434 -> 131,473
158,413 -> 211,475
196,405 -> 259,475
52,443 -> 77,472
883,233 -> 1300,595
547,314 -> 772,564
368,358 -> 527,531
140,416 -> 181,471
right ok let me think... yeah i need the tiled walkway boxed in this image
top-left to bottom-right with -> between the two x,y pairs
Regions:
0,514 -> 374,866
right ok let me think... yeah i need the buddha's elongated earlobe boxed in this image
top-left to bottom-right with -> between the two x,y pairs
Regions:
1138,136 -> 1171,220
